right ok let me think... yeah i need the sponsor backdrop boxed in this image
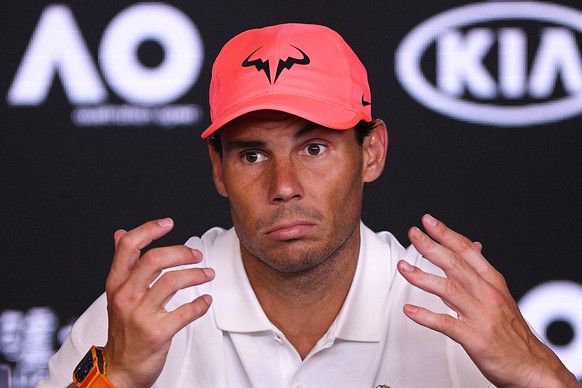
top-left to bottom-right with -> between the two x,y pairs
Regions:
1,0 -> 581,386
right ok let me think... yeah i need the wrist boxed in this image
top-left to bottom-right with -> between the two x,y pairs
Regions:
521,358 -> 581,388
73,346 -> 114,388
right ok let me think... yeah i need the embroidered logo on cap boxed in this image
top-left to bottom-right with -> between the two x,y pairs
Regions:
242,45 -> 310,84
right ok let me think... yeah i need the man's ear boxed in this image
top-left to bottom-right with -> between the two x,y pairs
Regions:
362,119 -> 388,183
208,145 -> 228,197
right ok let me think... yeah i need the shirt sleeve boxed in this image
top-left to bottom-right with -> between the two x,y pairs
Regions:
37,293 -> 109,388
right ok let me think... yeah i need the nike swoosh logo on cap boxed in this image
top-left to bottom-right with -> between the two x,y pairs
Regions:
361,94 -> 371,106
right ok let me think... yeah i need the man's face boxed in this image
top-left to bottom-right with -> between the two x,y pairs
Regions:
209,110 -> 384,274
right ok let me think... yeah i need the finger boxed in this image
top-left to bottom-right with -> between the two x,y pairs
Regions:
403,303 -> 471,345
113,229 -> 128,247
107,218 -> 175,291
408,226 -> 483,294
421,214 -> 493,275
125,245 -> 203,293
421,215 -> 508,290
473,241 -> 483,252
115,218 -> 175,256
147,267 -> 215,308
397,260 -> 477,315
159,294 -> 213,338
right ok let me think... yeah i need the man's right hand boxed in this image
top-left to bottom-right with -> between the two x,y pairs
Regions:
103,218 -> 214,388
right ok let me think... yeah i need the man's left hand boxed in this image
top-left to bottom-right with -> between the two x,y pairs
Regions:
397,214 -> 580,388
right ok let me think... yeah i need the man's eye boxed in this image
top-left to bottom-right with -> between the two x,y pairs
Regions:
304,143 -> 327,156
243,151 -> 266,164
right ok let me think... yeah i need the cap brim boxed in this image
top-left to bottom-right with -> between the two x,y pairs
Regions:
201,93 -> 371,138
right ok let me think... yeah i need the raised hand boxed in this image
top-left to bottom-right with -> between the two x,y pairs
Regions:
397,214 -> 580,388
103,218 -> 215,388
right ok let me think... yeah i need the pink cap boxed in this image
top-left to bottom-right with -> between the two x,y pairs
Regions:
201,23 -> 372,138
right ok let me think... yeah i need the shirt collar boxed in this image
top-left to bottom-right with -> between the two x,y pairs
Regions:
209,228 -> 273,333
331,224 -> 395,342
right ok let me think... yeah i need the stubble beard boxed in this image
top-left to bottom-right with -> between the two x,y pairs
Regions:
235,203 -> 361,276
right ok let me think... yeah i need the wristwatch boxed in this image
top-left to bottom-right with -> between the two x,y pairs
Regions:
73,346 -> 114,388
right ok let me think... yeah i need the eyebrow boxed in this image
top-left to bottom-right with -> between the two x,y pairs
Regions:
292,122 -> 323,140
223,122 -> 325,152
223,139 -> 266,152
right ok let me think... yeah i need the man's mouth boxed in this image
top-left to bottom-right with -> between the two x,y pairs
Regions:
264,221 -> 315,241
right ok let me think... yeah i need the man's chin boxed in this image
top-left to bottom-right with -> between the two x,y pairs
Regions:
259,246 -> 330,274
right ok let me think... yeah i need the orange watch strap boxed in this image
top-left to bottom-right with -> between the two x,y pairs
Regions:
73,346 -> 115,388
82,373 -> 115,388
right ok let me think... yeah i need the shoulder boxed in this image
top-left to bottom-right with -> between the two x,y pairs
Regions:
361,223 -> 444,277
361,223 -> 448,314
362,224 -> 444,276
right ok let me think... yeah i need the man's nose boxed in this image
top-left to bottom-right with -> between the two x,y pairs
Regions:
268,157 -> 304,204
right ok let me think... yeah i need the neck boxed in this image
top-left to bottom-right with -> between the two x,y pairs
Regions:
241,224 -> 361,359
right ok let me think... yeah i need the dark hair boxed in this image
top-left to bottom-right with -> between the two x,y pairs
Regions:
206,132 -> 222,155
206,119 -> 376,157
354,120 -> 375,145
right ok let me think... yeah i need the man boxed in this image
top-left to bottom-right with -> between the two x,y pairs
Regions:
39,23 -> 579,388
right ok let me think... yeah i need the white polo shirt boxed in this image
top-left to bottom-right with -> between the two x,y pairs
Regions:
39,224 -> 492,387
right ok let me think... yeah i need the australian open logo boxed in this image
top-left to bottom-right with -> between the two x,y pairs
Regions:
395,1 -> 582,127
7,3 -> 204,128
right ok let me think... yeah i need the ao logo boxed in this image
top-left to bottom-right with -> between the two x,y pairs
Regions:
519,281 -> 582,379
7,3 -> 203,107
395,2 -> 582,127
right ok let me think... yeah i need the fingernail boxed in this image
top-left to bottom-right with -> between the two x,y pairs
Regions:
202,294 -> 213,306
411,226 -> 425,240
403,304 -> 418,315
203,268 -> 215,279
188,249 -> 202,262
158,218 -> 173,228
399,260 -> 414,272
424,214 -> 438,227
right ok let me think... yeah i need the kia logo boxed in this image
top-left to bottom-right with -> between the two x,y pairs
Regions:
395,2 -> 582,127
